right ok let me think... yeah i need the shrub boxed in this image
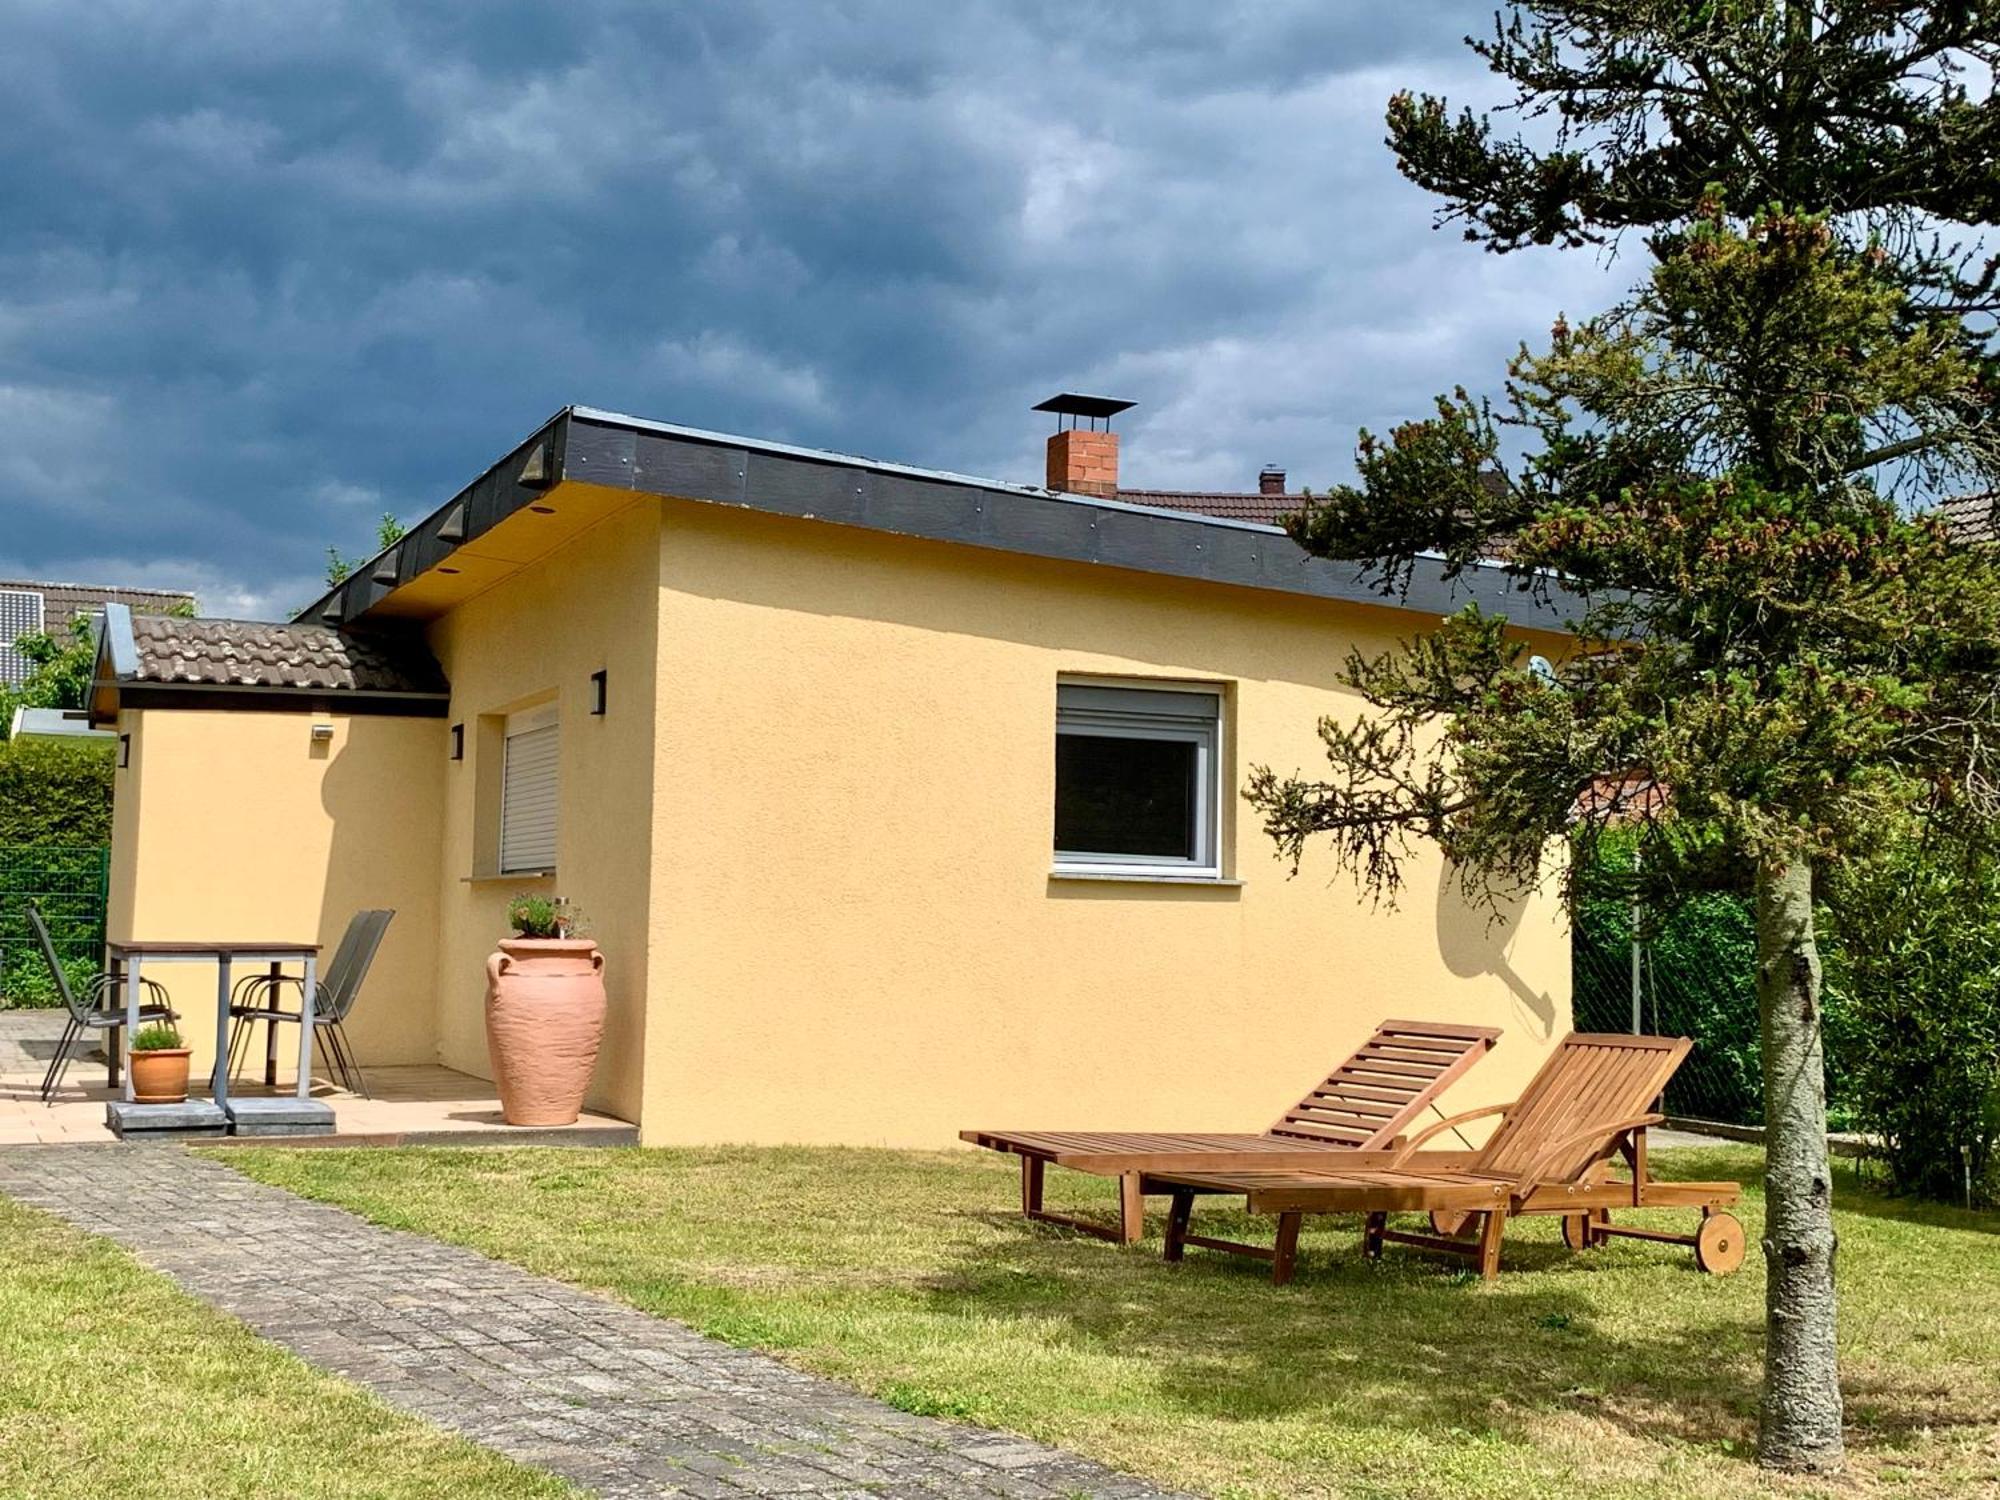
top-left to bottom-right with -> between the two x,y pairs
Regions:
0,949 -> 98,1010
1823,840 -> 2000,1206
0,845 -> 111,1009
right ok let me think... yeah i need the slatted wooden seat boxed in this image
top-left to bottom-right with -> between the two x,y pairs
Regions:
1149,1033 -> 1744,1283
961,1019 -> 1499,1244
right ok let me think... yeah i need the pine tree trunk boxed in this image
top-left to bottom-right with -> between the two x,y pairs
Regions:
1754,857 -> 1845,1471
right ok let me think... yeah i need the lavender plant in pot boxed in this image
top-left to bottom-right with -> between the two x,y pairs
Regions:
128,1023 -> 191,1104
485,895 -> 605,1126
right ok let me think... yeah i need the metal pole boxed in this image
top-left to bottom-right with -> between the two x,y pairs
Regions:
1630,847 -> 1644,1035
297,952 -> 317,1101
212,955 -> 233,1112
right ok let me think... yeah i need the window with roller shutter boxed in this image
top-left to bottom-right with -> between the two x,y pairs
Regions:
499,704 -> 558,873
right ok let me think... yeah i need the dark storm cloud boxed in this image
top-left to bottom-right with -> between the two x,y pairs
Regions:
0,0 -> 1618,617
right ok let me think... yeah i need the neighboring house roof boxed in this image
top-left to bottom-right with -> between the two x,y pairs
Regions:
1941,491 -> 1997,545
90,607 -> 449,722
7,707 -> 113,741
0,578 -> 195,687
0,580 -> 196,629
297,405 -> 1585,638
1115,490 -> 1305,526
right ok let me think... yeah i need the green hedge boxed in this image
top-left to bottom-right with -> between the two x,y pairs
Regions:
0,738 -> 114,1008
0,737 -> 113,845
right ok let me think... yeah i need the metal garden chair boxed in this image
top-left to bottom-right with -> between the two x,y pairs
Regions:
225,909 -> 393,1098
31,902 -> 176,1104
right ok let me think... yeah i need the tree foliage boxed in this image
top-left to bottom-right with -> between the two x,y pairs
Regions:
325,512 -> 409,587
1392,2 -> 2000,253
1263,206 -> 2000,910
0,614 -> 101,739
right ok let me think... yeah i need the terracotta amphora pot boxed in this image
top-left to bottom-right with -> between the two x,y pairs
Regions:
484,938 -> 606,1126
130,1048 -> 191,1104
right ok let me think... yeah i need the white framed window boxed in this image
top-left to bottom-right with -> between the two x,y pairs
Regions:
499,703 -> 558,874
1053,680 -> 1223,879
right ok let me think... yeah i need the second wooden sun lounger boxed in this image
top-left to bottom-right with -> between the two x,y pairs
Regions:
1148,1033 -> 1745,1283
962,1019 -> 1499,1244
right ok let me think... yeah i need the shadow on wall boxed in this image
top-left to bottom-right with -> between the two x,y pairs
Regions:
316,718 -> 445,1070
1435,867 -> 1558,1038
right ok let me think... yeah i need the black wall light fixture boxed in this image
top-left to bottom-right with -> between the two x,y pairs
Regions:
590,670 -> 608,716
450,723 -> 464,760
118,734 -> 131,768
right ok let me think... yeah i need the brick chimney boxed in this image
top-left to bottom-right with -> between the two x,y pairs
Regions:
1047,429 -> 1119,497
1259,465 -> 1286,495
1033,393 -> 1135,498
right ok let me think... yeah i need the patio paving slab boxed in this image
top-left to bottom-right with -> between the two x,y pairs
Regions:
1,1010 -> 635,1145
0,1144 -> 1192,1500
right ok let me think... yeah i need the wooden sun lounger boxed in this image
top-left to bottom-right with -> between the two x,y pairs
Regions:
1147,1033 -> 1744,1283
962,1019 -> 1499,1244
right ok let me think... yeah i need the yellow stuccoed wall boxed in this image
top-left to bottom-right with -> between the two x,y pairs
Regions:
641,498 -> 1573,1149
105,485 -> 1571,1140
424,499 -> 660,1123
105,708 -> 445,1086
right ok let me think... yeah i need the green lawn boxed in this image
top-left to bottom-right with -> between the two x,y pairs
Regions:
217,1143 -> 2000,1500
0,1194 -> 573,1500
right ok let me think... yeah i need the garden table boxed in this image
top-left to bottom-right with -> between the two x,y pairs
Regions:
105,940 -> 319,1107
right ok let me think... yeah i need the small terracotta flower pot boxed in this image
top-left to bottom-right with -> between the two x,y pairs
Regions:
130,1048 -> 191,1104
484,938 -> 606,1126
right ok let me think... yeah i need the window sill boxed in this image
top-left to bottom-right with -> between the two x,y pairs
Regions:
463,870 -> 556,884
1048,870 -> 1243,887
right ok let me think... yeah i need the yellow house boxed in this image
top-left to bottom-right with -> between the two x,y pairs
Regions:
89,402 -> 1576,1145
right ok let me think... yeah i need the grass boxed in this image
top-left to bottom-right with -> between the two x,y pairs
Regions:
0,1193 -> 573,1500
215,1142 -> 2000,1499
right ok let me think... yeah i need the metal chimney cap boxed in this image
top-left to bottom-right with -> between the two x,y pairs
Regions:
1031,393 -> 1135,421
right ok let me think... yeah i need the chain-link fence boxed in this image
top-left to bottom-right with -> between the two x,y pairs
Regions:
1573,885 -> 1766,1126
0,846 -> 110,1008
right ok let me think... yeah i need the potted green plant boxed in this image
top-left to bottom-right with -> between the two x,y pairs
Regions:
484,895 -> 605,1126
128,1023 -> 191,1104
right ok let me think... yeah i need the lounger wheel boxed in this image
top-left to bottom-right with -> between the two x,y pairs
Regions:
1561,1211 -> 1607,1251
1428,1210 -> 1473,1238
1694,1211 -> 1746,1275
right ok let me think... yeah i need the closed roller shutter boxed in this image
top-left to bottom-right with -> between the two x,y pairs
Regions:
500,706 -> 558,873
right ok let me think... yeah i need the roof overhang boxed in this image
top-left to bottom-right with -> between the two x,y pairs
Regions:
295,405 -> 1587,635
89,602 -> 450,725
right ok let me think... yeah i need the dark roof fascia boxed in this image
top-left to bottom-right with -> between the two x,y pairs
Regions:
99,681 -> 451,718
294,413 -> 571,626
299,405 -> 1583,636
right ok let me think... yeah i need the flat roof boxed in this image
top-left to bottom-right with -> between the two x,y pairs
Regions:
296,405 -> 1583,635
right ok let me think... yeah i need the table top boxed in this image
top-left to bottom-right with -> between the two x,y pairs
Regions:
107,940 -> 321,958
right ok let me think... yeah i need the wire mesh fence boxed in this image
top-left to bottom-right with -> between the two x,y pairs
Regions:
0,846 -> 110,1008
1572,885 -> 1766,1126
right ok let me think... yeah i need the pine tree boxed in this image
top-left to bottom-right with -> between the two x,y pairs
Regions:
1260,5 -> 2000,1471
